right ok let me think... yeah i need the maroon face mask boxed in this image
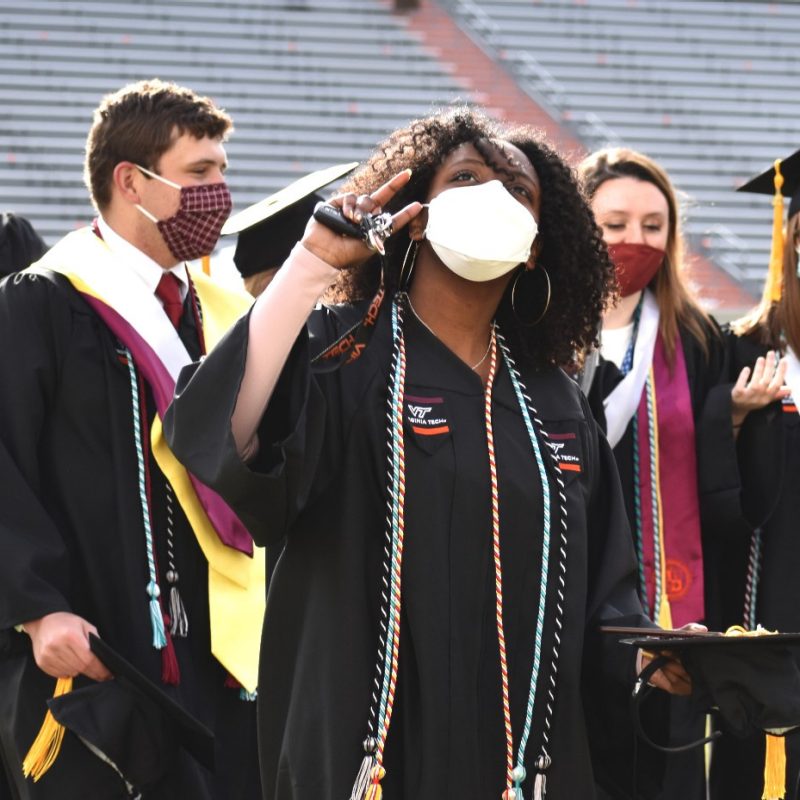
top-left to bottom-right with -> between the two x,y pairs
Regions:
607,242 -> 664,297
136,165 -> 232,262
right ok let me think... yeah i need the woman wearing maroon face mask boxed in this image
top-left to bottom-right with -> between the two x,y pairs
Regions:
578,149 -> 738,800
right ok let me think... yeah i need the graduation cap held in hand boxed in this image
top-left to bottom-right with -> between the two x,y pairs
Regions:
222,162 -> 358,279
23,634 -> 214,795
620,627 -> 800,800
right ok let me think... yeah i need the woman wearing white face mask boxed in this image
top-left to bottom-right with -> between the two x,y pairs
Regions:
164,109 -> 690,800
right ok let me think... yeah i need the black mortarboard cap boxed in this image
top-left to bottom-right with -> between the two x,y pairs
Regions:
621,630 -> 800,737
45,635 -> 214,791
0,212 -> 48,278
736,151 -> 800,301
738,149 -> 800,219
222,162 -> 358,278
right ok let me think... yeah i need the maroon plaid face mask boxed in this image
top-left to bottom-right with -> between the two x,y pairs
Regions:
136,165 -> 232,262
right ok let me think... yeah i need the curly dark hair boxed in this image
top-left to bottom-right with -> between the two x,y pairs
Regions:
330,106 -> 613,368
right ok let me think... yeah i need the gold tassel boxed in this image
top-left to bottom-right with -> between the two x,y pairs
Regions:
22,677 -> 73,782
762,733 -> 786,800
364,765 -> 386,800
657,595 -> 673,630
201,254 -> 211,276
767,159 -> 785,303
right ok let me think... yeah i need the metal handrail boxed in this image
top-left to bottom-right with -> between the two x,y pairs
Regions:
445,0 -> 568,121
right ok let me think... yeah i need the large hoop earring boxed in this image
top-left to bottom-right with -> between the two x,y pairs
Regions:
511,265 -> 551,326
399,239 -> 419,289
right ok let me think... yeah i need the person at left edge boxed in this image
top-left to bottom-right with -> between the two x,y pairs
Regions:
0,213 -> 48,279
0,80 -> 263,800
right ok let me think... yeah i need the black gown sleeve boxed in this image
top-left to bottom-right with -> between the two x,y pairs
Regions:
164,305 -> 355,548
687,321 -> 740,530
694,327 -> 769,629
582,395 -> 652,681
0,273 -> 74,629
579,395 -> 666,799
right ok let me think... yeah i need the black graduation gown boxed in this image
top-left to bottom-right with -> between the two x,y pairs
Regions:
585,321 -> 743,800
0,270 -> 259,800
702,330 -> 800,800
165,299 -> 653,800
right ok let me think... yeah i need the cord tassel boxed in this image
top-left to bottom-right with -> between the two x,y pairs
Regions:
22,677 -> 74,782
147,581 -> 167,649
168,583 -> 189,638
657,596 -> 673,630
349,741 -> 377,800
364,766 -> 385,800
762,733 -> 786,800
160,619 -> 180,685
533,771 -> 546,800
767,159 -> 785,303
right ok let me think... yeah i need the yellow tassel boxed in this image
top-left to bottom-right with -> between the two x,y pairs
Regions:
364,765 -> 386,800
657,595 -> 673,630
201,254 -> 211,276
762,733 -> 786,800
22,677 -> 73,782
767,159 -> 785,303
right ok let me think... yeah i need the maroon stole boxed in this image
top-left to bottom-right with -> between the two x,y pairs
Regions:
636,333 -> 705,626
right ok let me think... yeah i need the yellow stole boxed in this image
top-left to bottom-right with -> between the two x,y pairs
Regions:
28,228 -> 264,692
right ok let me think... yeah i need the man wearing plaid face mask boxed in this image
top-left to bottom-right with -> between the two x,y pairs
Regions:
0,80 -> 262,799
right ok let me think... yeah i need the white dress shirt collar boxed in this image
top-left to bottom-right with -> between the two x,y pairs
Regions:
96,216 -> 189,301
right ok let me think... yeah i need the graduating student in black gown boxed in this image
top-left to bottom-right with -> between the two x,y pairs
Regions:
0,81 -> 261,799
165,108 -> 690,800
704,152 -> 800,800
577,149 -> 736,799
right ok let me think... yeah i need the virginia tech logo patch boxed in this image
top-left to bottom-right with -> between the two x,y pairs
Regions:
546,431 -> 581,473
405,395 -> 449,436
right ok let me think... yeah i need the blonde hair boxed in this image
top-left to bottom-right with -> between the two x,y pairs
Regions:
578,147 -> 714,363
732,212 -> 800,352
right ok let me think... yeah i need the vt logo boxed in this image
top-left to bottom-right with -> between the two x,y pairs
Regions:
405,395 -> 450,440
547,442 -> 565,455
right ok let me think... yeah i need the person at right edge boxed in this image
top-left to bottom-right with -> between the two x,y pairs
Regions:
577,148 -> 754,800
702,149 -> 800,800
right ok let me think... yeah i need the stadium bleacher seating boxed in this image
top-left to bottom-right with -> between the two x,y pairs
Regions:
0,0 -> 471,246
440,0 -> 800,296
3,0 -> 796,297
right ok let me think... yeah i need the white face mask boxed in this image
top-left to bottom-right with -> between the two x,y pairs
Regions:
424,180 -> 538,282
